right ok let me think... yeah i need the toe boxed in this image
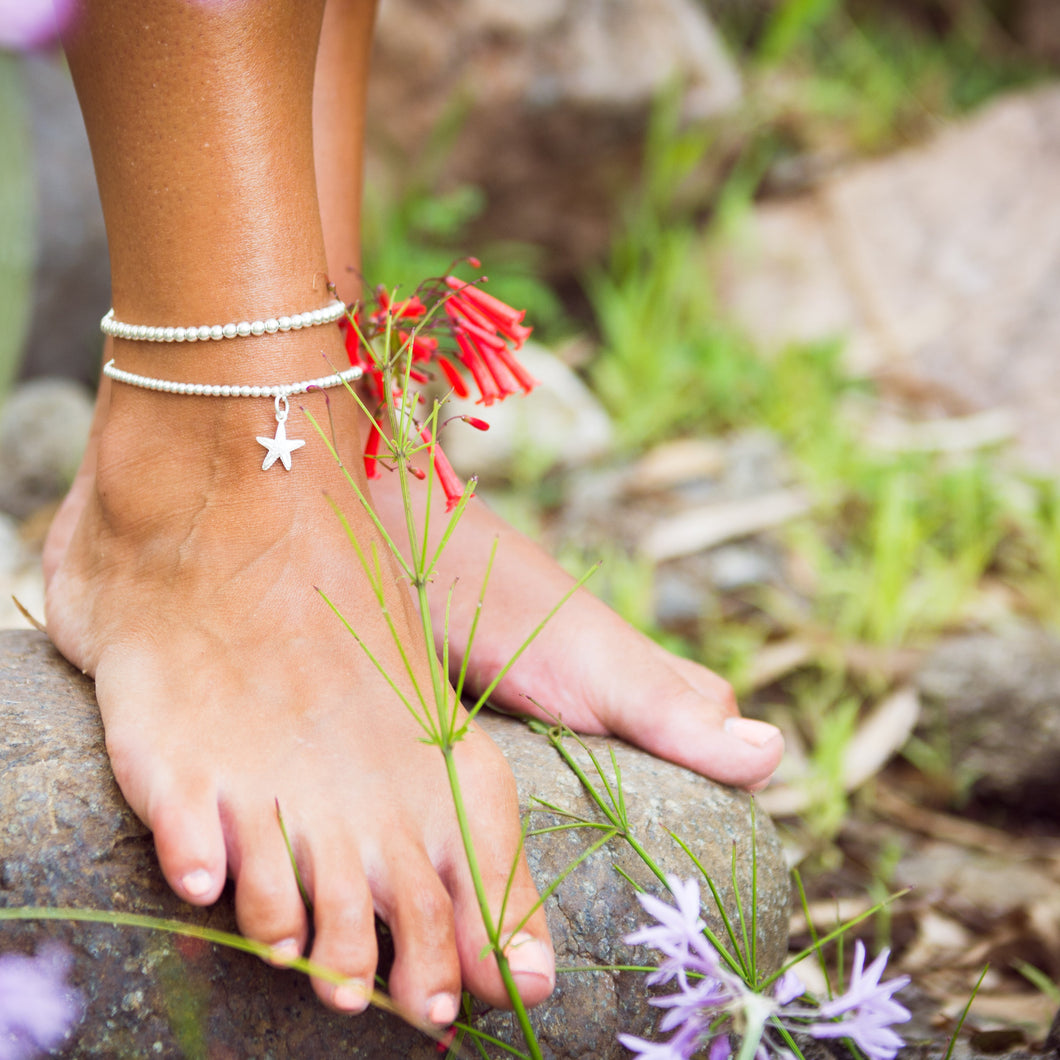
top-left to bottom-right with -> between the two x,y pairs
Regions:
604,662 -> 784,789
376,846 -> 462,1026
231,811 -> 310,964
444,735 -> 555,1009
144,786 -> 227,906
304,838 -> 379,1014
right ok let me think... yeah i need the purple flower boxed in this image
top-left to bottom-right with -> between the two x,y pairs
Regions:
806,941 -> 911,1060
0,945 -> 83,1060
0,0 -> 76,51
618,1018 -> 704,1060
619,877 -> 911,1060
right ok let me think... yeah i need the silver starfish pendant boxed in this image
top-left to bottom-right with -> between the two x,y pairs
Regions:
257,396 -> 306,471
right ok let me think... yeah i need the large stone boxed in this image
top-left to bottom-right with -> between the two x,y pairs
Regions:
0,630 -> 788,1058
441,343 -> 614,481
369,0 -> 742,271
0,377 -> 94,519
718,86 -> 1060,473
18,53 -> 110,386
916,628 -> 1060,814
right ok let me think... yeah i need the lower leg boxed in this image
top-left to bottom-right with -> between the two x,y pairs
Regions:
49,0 -> 551,1019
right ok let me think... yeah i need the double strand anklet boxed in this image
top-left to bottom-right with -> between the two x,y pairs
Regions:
102,359 -> 364,472
100,297 -> 347,343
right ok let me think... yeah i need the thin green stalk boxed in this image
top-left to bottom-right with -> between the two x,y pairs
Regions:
443,750 -> 542,1060
943,965 -> 989,1060
0,907 -> 450,1048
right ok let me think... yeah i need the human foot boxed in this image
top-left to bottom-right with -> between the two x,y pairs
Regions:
44,337 -> 554,1021
369,475 -> 784,791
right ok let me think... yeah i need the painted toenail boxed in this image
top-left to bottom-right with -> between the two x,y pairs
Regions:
724,717 -> 783,749
426,993 -> 459,1026
268,939 -> 301,966
180,869 -> 214,898
504,932 -> 555,989
332,980 -> 370,1014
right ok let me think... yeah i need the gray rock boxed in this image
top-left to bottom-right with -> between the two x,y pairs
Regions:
441,344 -> 614,480
19,53 -> 109,385
370,0 -> 742,270
719,86 -> 1060,473
0,378 -> 93,518
0,629 -> 788,1058
916,628 -> 1060,809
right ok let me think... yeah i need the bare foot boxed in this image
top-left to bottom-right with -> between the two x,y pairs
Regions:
369,474 -> 784,792
43,345 -> 553,1022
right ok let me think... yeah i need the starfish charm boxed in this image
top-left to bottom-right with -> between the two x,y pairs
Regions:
257,418 -> 306,471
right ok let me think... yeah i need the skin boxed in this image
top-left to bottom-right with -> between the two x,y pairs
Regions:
46,0 -> 784,1031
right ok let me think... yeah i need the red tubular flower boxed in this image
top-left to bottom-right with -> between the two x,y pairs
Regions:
436,355 -> 470,399
363,420 -> 384,479
444,277 -> 533,347
461,415 -> 490,431
490,342 -> 537,393
420,426 -> 468,511
454,329 -> 502,405
373,287 -> 427,323
398,329 -> 439,364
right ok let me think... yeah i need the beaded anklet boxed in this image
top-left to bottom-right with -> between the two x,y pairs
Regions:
102,359 -> 364,472
100,297 -> 347,343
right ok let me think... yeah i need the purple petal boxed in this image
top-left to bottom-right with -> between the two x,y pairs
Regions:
0,945 -> 83,1060
0,0 -> 76,50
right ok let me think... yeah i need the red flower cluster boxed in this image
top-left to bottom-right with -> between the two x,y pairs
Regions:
339,274 -> 536,511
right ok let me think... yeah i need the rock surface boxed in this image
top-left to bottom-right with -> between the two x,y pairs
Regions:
718,85 -> 1060,473
369,0 -> 741,270
442,343 -> 614,480
0,377 -> 94,518
916,628 -> 1060,812
18,53 -> 110,386
0,630 -> 789,1058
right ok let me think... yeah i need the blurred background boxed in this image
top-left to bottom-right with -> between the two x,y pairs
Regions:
3,0 -> 1060,1045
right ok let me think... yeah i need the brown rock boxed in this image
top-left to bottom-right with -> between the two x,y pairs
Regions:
368,0 -> 742,271
0,629 -> 788,1058
719,86 -> 1060,472
916,628 -> 1060,813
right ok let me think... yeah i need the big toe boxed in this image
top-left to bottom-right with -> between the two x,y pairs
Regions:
606,663 -> 784,790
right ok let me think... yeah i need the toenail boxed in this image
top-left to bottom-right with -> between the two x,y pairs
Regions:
332,980 -> 370,1014
268,939 -> 301,966
504,932 -> 555,990
425,993 -> 459,1026
180,869 -> 214,898
724,717 -> 783,749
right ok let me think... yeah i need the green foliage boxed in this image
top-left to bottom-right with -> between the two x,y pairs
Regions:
361,179 -> 565,342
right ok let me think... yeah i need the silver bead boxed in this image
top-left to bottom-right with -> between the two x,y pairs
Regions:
197,326 -> 211,342
211,325 -> 224,341
278,316 -> 291,331
164,327 -> 175,341
223,323 -> 237,339
265,318 -> 279,333
250,320 -> 265,336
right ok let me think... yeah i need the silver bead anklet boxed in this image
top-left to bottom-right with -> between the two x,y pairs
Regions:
100,297 -> 347,343
102,359 -> 364,472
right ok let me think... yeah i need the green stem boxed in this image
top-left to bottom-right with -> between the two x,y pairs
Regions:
443,750 -> 542,1060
